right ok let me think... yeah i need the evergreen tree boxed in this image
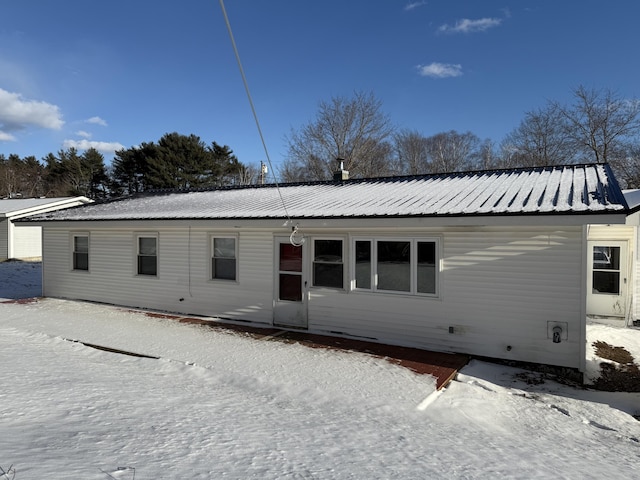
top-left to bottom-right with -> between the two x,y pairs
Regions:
111,142 -> 157,196
111,132 -> 245,193
41,148 -> 109,199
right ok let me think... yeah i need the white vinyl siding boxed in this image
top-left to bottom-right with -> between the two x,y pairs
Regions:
42,226 -> 274,324
309,226 -> 585,369
42,223 -> 586,369
12,224 -> 42,259
0,219 -> 8,260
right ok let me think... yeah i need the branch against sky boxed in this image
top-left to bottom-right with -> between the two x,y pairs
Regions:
283,91 -> 395,181
553,85 -> 640,164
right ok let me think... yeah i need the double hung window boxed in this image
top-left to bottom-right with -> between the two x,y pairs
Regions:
212,236 -> 237,280
137,236 -> 158,276
312,239 -> 344,288
72,234 -> 89,271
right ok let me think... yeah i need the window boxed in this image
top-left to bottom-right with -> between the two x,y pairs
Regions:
72,235 -> 89,271
377,240 -> 411,292
313,239 -> 343,288
352,237 -> 439,296
355,240 -> 371,289
417,241 -> 437,294
212,236 -> 237,280
137,236 -> 157,276
592,246 -> 621,294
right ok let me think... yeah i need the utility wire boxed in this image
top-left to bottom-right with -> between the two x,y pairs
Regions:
218,0 -> 293,224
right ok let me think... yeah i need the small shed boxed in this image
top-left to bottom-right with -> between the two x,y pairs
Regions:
23,164 -> 630,373
0,197 -> 91,260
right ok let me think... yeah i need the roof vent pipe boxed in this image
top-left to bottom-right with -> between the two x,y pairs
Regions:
333,158 -> 349,181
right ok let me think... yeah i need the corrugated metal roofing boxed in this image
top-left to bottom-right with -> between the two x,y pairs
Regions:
28,164 -> 628,222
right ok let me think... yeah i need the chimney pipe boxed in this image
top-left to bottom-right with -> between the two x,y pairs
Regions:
333,158 -> 349,181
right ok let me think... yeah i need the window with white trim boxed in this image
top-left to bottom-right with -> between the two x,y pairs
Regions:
72,234 -> 89,271
312,238 -> 344,288
137,235 -> 158,276
353,237 -> 439,296
212,236 -> 237,280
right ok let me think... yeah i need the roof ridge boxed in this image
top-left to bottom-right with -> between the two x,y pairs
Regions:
141,162 -> 610,196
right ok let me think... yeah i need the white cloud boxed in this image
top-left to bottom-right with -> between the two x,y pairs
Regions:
404,1 -> 426,11
0,88 -> 64,131
75,130 -> 92,138
86,116 -> 108,127
0,131 -> 16,141
63,139 -> 125,154
438,17 -> 502,34
417,62 -> 463,78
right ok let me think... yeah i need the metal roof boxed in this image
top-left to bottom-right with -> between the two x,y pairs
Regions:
28,164 -> 628,222
0,197 -> 91,217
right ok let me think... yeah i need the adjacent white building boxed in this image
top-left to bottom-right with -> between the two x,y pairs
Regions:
584,189 -> 640,328
23,164 -> 631,373
0,197 -> 91,261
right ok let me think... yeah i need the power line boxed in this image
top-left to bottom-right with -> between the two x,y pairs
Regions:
218,0 -> 293,224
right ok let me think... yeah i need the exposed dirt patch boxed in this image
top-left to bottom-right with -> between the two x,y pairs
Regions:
1,297 -> 40,304
592,341 -> 640,392
594,341 -> 635,365
514,371 -> 546,385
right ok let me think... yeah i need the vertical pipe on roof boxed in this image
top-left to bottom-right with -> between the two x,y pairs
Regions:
333,158 -> 349,181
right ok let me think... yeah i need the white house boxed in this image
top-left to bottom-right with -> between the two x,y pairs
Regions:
0,197 -> 91,261
23,164 -> 630,373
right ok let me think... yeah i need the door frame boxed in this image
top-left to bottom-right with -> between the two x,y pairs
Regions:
586,240 -> 629,318
273,236 -> 308,328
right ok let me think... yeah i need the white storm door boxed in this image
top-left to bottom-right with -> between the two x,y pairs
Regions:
273,237 -> 308,328
587,241 -> 628,317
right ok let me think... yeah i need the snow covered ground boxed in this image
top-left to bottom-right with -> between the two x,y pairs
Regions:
1,261 -> 639,479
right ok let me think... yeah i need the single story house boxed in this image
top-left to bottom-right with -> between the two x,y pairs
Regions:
0,197 -> 91,261
22,163 -> 632,373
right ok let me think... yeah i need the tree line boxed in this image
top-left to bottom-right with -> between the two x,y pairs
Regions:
3,85 -> 640,200
0,132 -> 254,200
283,86 -> 640,188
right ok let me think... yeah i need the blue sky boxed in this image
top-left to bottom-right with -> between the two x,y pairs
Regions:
1,1 -> 639,174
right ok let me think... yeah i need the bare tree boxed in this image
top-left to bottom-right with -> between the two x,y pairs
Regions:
553,85 -> 640,164
283,91 -> 395,181
476,139 -> 501,170
234,163 -> 260,185
500,106 -> 574,167
393,130 -> 429,175
424,131 -> 481,173
608,143 -> 640,189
